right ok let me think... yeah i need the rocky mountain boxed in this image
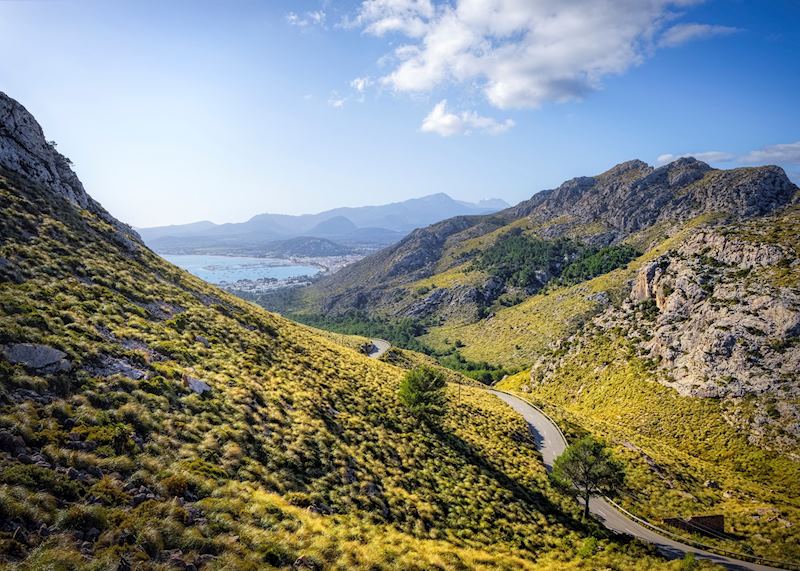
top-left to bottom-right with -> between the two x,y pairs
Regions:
281,157 -> 797,321
139,192 -> 509,255
0,92 -> 678,569
0,93 -> 141,254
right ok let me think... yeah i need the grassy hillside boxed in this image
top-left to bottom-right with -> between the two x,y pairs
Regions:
0,167 -> 697,570
419,214 -> 714,368
497,332 -> 800,563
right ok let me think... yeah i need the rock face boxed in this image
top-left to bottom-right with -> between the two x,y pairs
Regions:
2,343 -> 71,372
401,276 -> 506,322
87,355 -> 148,380
528,206 -> 800,453
514,158 -> 797,240
612,222 -> 799,450
0,94 -> 89,208
629,230 -> 799,401
0,91 -> 141,249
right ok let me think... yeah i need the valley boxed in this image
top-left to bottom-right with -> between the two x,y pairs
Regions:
0,93 -> 709,569
3,2 -> 798,570
259,157 -> 800,565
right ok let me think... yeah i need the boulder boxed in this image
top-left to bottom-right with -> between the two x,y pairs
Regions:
87,355 -> 147,380
185,376 -> 212,395
2,343 -> 71,372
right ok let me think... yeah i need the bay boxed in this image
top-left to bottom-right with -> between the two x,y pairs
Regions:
161,254 -> 319,284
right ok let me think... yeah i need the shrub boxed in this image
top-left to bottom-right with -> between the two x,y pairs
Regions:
57,504 -> 107,531
577,536 -> 598,558
160,473 -> 189,498
398,367 -> 447,424
89,476 -> 130,505
0,465 -> 81,500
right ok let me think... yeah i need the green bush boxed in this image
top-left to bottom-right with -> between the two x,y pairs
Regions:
398,367 -> 447,424
0,465 -> 81,500
57,504 -> 107,531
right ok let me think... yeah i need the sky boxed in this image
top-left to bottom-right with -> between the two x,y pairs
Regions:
1,0 -> 798,228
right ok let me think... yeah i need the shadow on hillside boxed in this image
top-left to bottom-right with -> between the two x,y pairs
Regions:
432,425 -> 598,535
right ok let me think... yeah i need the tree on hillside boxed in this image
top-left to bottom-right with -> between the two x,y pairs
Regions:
398,366 -> 447,424
551,436 -> 624,520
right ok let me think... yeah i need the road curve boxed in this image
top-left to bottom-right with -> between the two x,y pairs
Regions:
489,389 -> 787,571
367,339 -> 391,359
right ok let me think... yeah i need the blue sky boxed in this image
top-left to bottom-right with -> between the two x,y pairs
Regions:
1,0 -> 798,227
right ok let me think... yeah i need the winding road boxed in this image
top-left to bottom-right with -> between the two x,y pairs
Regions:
489,390 -> 788,571
367,339 -> 391,359
366,339 -> 787,570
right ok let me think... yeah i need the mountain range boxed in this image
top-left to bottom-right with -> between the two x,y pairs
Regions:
138,194 -> 509,256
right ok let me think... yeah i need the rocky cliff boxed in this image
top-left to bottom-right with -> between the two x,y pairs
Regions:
0,92 -> 141,251
514,158 -> 796,241
528,207 -> 800,452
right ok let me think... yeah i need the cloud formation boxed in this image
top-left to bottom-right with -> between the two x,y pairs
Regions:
656,151 -> 735,165
328,92 -> 346,108
658,23 -> 740,47
352,0 -> 737,110
350,77 -> 372,93
421,100 -> 514,136
739,141 -> 800,165
657,142 -> 800,168
287,10 -> 326,28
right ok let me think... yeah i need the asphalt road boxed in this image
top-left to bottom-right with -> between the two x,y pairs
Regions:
489,389 -> 787,571
367,338 -> 391,359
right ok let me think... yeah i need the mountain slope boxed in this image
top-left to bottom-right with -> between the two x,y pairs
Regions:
0,93 -> 682,569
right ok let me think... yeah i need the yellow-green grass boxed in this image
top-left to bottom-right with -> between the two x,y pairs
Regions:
406,262 -> 488,291
421,267 -> 630,368
0,172 -> 691,568
498,335 -> 800,564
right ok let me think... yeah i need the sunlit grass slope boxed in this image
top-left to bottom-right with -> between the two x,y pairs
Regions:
0,171 -> 696,569
497,333 -> 800,564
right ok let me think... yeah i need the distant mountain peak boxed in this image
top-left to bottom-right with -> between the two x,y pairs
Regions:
138,191 -> 510,253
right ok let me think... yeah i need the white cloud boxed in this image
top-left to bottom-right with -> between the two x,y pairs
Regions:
656,151 -> 735,165
352,1 -> 738,110
287,10 -> 327,28
659,23 -> 739,48
353,0 -> 434,37
328,92 -> 346,108
350,77 -> 372,92
420,99 -> 514,136
739,141 -> 800,165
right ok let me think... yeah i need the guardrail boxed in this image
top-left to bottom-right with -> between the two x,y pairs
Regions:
489,388 -> 799,571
